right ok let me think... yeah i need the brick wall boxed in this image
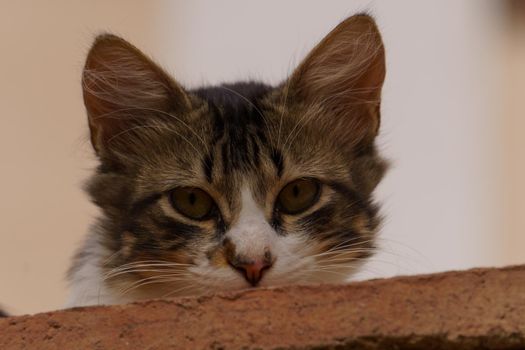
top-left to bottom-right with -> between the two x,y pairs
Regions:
1,265 -> 524,349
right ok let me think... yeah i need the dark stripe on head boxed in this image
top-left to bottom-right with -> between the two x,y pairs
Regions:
271,148 -> 284,177
221,142 -> 229,174
192,82 -> 274,175
203,153 -> 214,183
210,104 -> 225,144
256,128 -> 267,145
250,133 -> 260,168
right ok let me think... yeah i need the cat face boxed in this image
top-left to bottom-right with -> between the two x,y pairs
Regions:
76,14 -> 387,300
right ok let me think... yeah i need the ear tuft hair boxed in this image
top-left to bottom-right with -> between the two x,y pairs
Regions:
287,14 -> 386,146
82,34 -> 191,155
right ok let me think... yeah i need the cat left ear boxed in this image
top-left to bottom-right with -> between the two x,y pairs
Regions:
82,34 -> 191,155
286,14 -> 386,146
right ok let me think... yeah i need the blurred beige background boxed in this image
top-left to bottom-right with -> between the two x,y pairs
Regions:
1,0 -> 523,315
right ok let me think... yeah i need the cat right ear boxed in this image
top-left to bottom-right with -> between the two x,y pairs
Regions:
82,34 -> 191,155
285,14 -> 386,147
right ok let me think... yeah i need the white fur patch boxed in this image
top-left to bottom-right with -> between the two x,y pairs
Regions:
225,187 -> 275,260
66,233 -> 133,307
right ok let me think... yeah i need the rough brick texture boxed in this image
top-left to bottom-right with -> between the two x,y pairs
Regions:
1,265 -> 524,349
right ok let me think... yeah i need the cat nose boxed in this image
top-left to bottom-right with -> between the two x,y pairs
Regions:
228,251 -> 273,287
228,253 -> 273,286
223,238 -> 274,286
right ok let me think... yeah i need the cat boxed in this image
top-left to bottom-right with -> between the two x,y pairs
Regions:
67,13 -> 387,307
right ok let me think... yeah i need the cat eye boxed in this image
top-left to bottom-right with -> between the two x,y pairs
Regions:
169,187 -> 215,220
277,178 -> 320,215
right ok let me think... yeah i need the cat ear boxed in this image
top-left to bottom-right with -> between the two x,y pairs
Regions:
287,14 -> 385,146
82,34 -> 191,154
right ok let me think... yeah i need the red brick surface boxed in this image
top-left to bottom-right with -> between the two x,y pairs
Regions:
1,265 -> 524,349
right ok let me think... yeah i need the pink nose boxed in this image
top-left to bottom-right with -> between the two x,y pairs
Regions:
230,258 -> 273,286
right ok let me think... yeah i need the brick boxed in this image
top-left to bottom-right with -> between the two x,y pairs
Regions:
1,265 -> 524,349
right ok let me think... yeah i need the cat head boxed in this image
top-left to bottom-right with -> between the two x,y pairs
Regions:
80,14 -> 387,299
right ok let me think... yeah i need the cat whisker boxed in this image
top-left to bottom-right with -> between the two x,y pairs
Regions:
104,260 -> 193,270
319,238 -> 376,253
106,260 -> 193,268
316,255 -> 372,265
318,245 -> 375,257
103,261 -> 193,280
103,268 -> 189,282
100,250 -> 122,266
118,275 -> 191,297
104,264 -> 190,275
373,236 -> 434,268
313,250 -> 376,262
283,237 -> 374,262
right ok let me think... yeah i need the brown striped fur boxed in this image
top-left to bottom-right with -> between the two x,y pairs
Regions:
67,14 -> 388,306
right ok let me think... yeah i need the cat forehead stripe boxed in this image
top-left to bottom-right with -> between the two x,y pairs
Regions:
197,83 -> 281,179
